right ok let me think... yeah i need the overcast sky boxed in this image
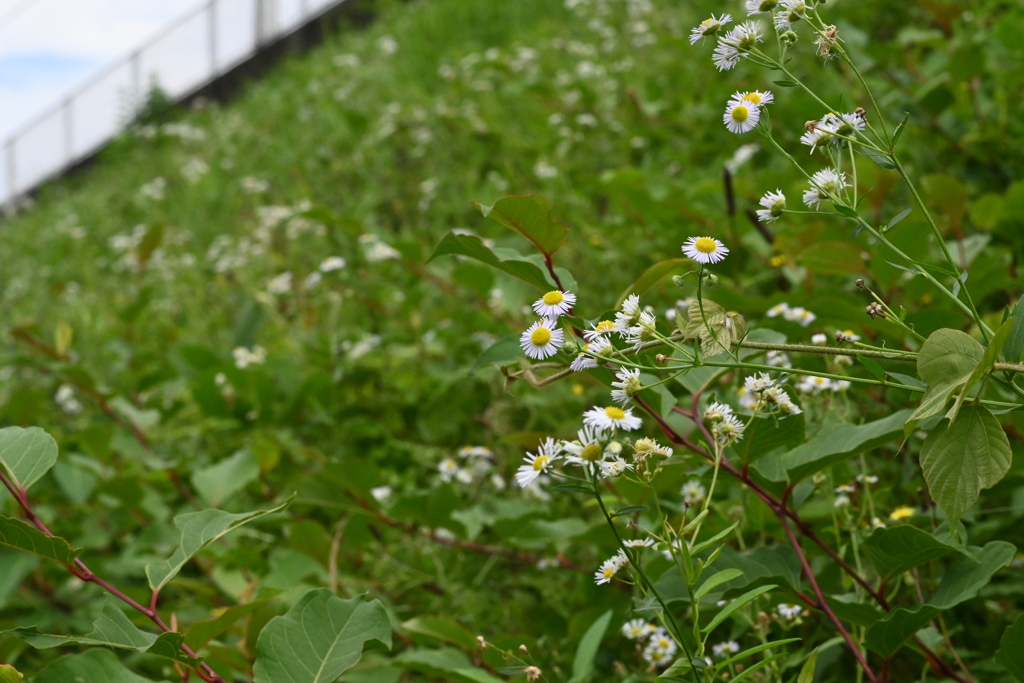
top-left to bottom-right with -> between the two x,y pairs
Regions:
0,0 -> 208,140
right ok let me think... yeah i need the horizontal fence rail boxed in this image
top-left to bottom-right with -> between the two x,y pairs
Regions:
1,0 -> 344,208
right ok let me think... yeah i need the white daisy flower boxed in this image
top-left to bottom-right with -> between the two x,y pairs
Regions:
648,631 -> 677,654
632,437 -> 672,461
611,368 -> 643,406
712,21 -> 764,70
642,644 -> 675,667
570,347 -> 599,372
766,302 -> 790,317
745,0 -> 778,14
370,485 -> 392,503
799,121 -> 835,153
713,413 -> 746,444
601,457 -> 632,478
438,457 -> 460,483
713,640 -> 741,657
857,474 -> 879,485
689,13 -> 732,44
584,319 -> 617,341
744,372 -> 774,394
774,0 -> 807,29
756,189 -> 786,223
766,350 -> 791,367
796,375 -> 833,394
871,516 -> 887,529
532,289 -> 576,318
594,550 -> 629,585
583,405 -> 643,431
623,311 -> 658,351
621,619 -> 655,639
704,401 -> 734,423
803,168 -> 850,209
735,90 -> 774,106
520,319 -> 564,359
614,295 -> 643,335
712,42 -> 743,71
723,98 -> 761,134
514,438 -> 560,488
623,538 -> 655,548
824,111 -> 867,142
840,329 -> 862,342
778,398 -> 803,416
834,495 -> 851,508
319,256 -> 347,272
778,603 -> 804,620
783,306 -> 817,326
682,236 -> 730,264
562,425 -> 610,469
811,333 -> 828,345
681,480 -> 707,506
832,379 -> 851,392
458,445 -> 493,459
737,386 -> 759,411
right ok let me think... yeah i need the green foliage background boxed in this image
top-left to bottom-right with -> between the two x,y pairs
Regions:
1,0 -> 1023,680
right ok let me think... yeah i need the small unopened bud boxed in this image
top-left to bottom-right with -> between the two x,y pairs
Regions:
865,302 -> 886,319
835,331 -> 853,344
477,636 -> 486,650
655,354 -> 668,364
854,106 -> 866,119
672,274 -> 686,288
519,644 -> 529,654
701,271 -> 720,289
561,338 -> 580,354
780,30 -> 798,46
804,120 -> 818,132
855,278 -> 865,290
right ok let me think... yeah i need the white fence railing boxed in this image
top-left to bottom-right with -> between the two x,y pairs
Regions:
1,0 -> 344,207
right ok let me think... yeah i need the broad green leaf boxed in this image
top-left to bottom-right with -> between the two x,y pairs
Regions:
715,638 -> 801,669
473,195 -> 568,256
693,569 -> 744,602
0,664 -> 22,683
1006,297 -> 1024,364
929,541 -> 1016,609
827,594 -> 885,628
0,515 -> 81,566
946,319 -> 1012,421
184,599 -> 271,650
865,606 -> 938,656
918,329 -> 984,385
568,609 -> 612,683
3,599 -> 201,668
191,449 -> 260,507
615,259 -> 687,308
428,231 -> 553,291
910,379 -> 965,422
35,650 -> 165,683
0,426 -> 58,492
708,545 -> 803,593
997,613 -> 1024,681
146,496 -> 293,593
469,335 -> 522,374
395,648 -> 471,677
402,615 -> 478,650
733,415 -> 805,464
919,406 -> 1012,526
701,585 -> 776,633
862,526 -> 962,580
781,410 -> 911,483
253,590 -> 392,683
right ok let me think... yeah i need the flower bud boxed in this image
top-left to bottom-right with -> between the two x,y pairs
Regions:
701,271 -> 720,289
672,274 -> 686,288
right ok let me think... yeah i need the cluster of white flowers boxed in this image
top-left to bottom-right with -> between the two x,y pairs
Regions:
621,618 -> 657,640
712,640 -> 741,658
594,549 -> 629,585
438,445 -> 502,488
642,627 -> 678,667
691,15 -> 767,72
765,302 -> 816,326
795,375 -> 850,394
54,384 -> 83,415
520,290 -> 575,360
232,345 -> 267,369
702,400 -> 751,444
777,603 -> 806,620
800,111 -> 866,153
743,373 -> 803,416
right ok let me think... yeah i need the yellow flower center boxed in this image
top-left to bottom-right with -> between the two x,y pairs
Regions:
532,455 -> 551,471
731,106 -> 750,123
542,290 -> 564,305
743,92 -> 762,104
596,320 -> 615,333
604,406 -> 626,420
581,443 -> 603,461
603,567 -> 615,578
530,327 -> 552,345
694,237 -> 718,254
